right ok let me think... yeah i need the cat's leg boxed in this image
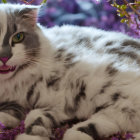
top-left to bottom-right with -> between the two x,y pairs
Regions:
63,103 -> 140,140
63,112 -> 120,140
16,108 -> 69,140
24,109 -> 54,137
15,134 -> 49,140
0,101 -> 25,128
15,109 -> 52,140
0,112 -> 20,128
130,133 -> 140,140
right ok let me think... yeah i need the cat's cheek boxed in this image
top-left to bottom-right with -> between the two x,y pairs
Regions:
7,44 -> 27,67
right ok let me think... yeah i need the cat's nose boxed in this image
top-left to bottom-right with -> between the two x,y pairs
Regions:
0,57 -> 9,64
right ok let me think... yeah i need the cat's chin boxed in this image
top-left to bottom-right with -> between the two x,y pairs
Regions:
0,72 -> 14,81
0,65 -> 16,80
0,68 -> 17,81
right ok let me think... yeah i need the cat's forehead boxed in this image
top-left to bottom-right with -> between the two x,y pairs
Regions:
0,4 -> 38,44
0,5 -> 7,29
0,3 -> 36,12
0,4 -> 22,46
0,3 -> 38,26
0,4 -> 17,32
0,7 -> 8,46
0,4 -> 23,18
0,5 -> 15,44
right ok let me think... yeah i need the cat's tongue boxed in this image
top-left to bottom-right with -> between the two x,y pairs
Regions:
0,65 -> 16,74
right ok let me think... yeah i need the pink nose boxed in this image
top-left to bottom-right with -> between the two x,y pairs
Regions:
0,57 -> 9,64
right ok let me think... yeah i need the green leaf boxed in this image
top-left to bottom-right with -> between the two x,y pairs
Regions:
132,5 -> 137,9
120,18 -> 128,23
41,0 -> 47,4
118,13 -> 125,17
2,0 -> 7,3
117,9 -> 120,12
136,1 -> 140,4
111,3 -> 117,8
116,5 -> 121,9
120,5 -> 127,10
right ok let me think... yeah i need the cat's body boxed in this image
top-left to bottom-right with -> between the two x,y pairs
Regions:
0,3 -> 140,140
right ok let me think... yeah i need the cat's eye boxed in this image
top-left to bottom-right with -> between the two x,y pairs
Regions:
12,32 -> 24,44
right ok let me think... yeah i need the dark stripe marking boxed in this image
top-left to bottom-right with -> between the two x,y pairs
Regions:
122,40 -> 140,49
54,48 -> 65,61
64,97 -> 77,116
2,25 -> 13,47
100,81 -> 112,94
108,48 -> 138,60
65,81 -> 86,115
46,76 -> 60,88
95,103 -> 111,113
27,77 -> 43,106
0,25 -> 13,58
74,81 -> 86,106
65,53 -> 77,69
26,117 -> 44,134
76,37 -> 92,48
65,53 -> 75,62
105,41 -> 114,47
111,92 -> 120,101
0,101 -> 25,120
32,92 -> 40,109
45,113 -> 57,127
106,64 -> 118,76
121,107 -> 136,119
78,123 -> 100,140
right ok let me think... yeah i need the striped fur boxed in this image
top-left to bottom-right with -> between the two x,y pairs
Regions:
0,3 -> 140,140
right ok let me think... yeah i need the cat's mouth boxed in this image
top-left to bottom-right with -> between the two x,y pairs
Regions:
0,65 -> 16,74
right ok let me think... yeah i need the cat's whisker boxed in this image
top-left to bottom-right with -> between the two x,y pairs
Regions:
29,59 -> 55,70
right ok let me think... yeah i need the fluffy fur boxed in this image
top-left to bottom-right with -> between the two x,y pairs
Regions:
0,3 -> 140,140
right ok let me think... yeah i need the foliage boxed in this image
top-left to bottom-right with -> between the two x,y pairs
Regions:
2,0 -> 7,3
111,0 -> 140,37
0,0 -> 139,38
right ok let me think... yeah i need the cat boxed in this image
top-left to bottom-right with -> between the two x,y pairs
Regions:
0,3 -> 140,140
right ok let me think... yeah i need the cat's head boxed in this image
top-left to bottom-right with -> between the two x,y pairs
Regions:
0,4 -> 40,80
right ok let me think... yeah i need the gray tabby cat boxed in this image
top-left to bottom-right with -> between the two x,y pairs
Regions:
0,3 -> 140,140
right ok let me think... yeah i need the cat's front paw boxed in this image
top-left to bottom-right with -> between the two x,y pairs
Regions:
63,129 -> 93,140
24,109 -> 51,137
15,134 -> 49,140
0,112 -> 20,128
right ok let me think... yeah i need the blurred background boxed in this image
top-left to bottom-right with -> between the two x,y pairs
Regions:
0,0 -> 139,38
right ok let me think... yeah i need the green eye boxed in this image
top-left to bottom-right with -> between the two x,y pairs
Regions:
12,32 -> 24,43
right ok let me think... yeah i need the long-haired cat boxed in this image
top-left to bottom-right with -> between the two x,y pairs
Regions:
0,3 -> 140,140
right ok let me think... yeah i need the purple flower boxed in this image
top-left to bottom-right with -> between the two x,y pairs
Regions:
0,122 -> 5,129
125,133 -> 135,140
111,137 -> 119,140
91,0 -> 101,4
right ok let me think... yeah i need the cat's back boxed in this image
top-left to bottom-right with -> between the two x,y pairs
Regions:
44,25 -> 140,71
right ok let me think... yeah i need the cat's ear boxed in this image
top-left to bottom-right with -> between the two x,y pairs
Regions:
17,5 -> 40,27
